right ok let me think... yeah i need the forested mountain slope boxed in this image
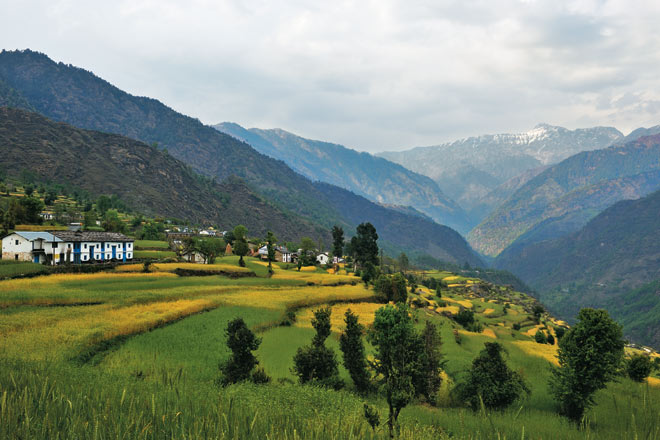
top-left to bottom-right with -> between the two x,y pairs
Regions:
0,107 -> 323,240
469,134 -> 660,256
215,122 -> 471,233
495,188 -> 660,347
314,182 -> 483,267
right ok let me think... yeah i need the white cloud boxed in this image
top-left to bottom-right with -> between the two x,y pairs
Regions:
1,0 -> 660,151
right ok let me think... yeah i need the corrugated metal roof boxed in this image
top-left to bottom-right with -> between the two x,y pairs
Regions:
51,231 -> 133,242
13,232 -> 62,242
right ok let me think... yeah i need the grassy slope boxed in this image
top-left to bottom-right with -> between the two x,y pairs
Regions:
0,259 -> 659,439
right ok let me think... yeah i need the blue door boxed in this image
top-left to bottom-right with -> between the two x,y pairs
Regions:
73,243 -> 81,264
112,245 -> 116,260
33,255 -> 39,263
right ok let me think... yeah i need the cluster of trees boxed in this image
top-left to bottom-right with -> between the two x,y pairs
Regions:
0,196 -> 44,233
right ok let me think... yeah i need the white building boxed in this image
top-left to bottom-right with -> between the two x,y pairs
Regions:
258,244 -> 294,263
316,252 -> 330,265
1,230 -> 134,264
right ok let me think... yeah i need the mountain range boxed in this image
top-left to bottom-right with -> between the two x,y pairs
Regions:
470,134 -> 660,256
378,124 -> 625,222
0,49 -> 482,266
494,184 -> 660,347
214,122 -> 471,233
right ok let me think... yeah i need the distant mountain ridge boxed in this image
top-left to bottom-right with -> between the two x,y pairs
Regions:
0,49 -> 481,265
469,134 -> 660,256
214,122 -> 471,233
378,124 -> 624,222
494,186 -> 660,347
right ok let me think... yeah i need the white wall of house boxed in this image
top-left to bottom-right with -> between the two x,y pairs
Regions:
1,234 -> 34,261
1,233 -> 134,264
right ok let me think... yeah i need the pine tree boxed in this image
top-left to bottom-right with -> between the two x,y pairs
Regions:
339,309 -> 371,393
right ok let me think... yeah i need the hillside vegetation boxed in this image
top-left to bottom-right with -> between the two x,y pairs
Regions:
496,188 -> 660,347
216,123 -> 471,233
0,107 -> 323,241
469,134 -> 660,256
1,256 -> 658,439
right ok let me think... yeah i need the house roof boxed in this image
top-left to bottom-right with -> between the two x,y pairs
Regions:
13,231 -> 62,242
51,231 -> 133,242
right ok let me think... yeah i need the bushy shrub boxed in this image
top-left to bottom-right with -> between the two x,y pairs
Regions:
535,331 -> 548,344
627,354 -> 653,382
374,273 -> 407,303
454,342 -> 529,411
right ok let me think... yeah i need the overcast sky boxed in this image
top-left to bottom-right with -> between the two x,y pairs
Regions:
2,0 -> 660,152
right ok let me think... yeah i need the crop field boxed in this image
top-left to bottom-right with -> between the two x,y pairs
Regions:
0,260 -> 49,278
134,240 -> 170,249
134,250 -> 178,259
1,258 -> 659,439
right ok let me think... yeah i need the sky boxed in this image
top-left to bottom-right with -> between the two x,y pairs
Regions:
2,0 -> 660,152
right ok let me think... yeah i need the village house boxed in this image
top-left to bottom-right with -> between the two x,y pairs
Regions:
258,244 -> 295,263
182,249 -> 205,263
1,230 -> 134,265
316,252 -> 330,265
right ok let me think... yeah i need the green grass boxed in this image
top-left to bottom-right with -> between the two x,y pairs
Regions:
0,260 -> 49,278
101,305 -> 282,383
134,250 -> 177,259
1,267 -> 660,439
134,240 -> 170,249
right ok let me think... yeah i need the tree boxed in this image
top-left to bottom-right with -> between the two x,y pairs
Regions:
83,211 -> 97,230
101,209 -> 126,233
24,185 -> 34,197
398,252 -> 409,273
220,318 -> 264,385
198,237 -> 225,264
96,195 -> 112,215
535,330 -> 548,344
368,304 -> 421,438
293,307 -> 342,388
374,273 -> 408,303
44,189 -> 57,206
266,231 -> 277,273
549,308 -> 625,423
361,262 -> 377,285
354,223 -> 379,269
141,221 -> 165,240
413,321 -> 444,405
19,197 -> 44,224
332,226 -> 344,260
299,237 -> 316,266
627,354 -> 653,382
223,230 -> 235,246
555,326 -> 566,340
532,304 -> 545,324
339,309 -> 371,394
454,342 -> 529,411
232,225 -> 249,267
